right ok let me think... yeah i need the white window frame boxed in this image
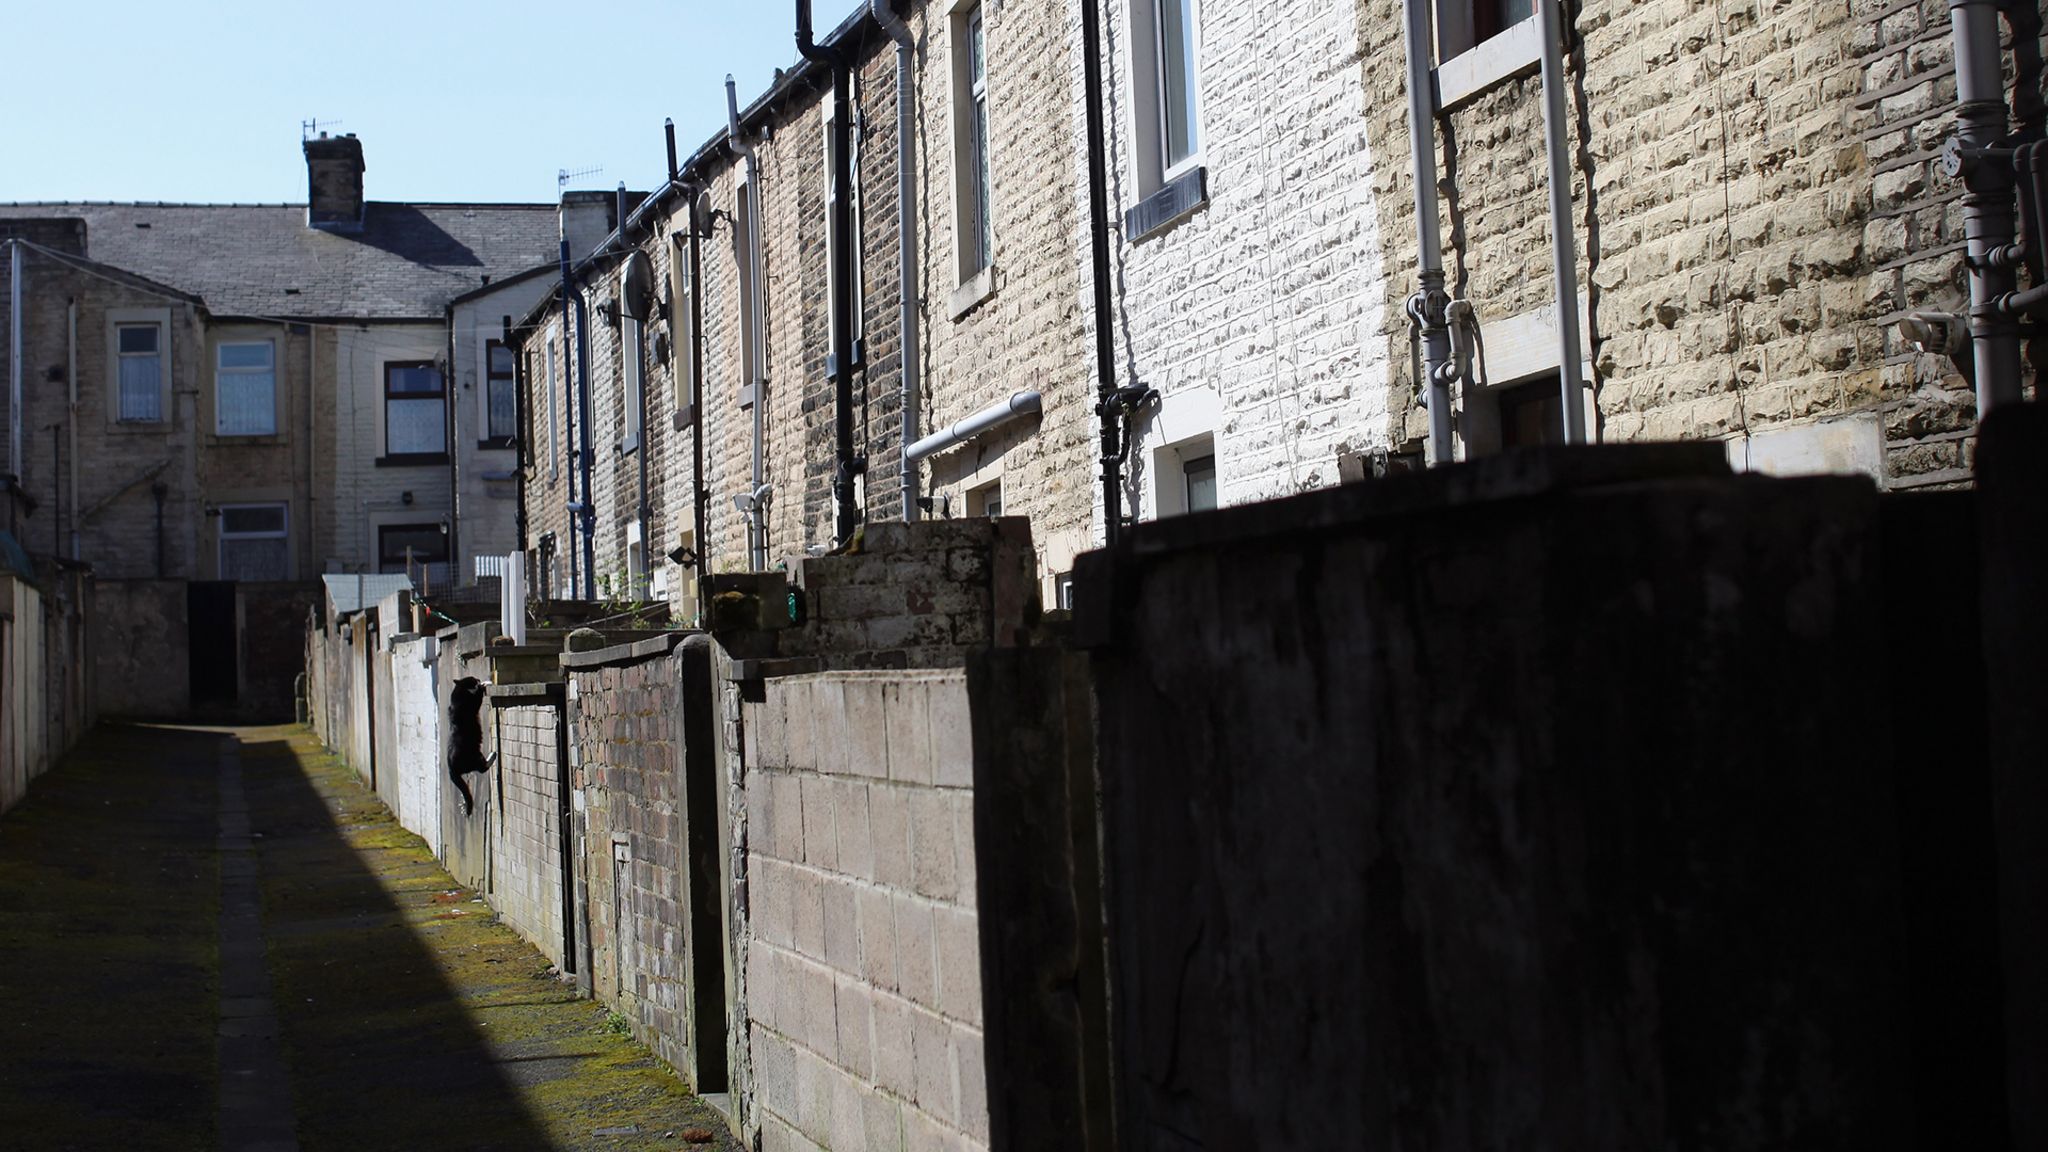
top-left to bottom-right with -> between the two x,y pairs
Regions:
1128,0 -> 1204,195
481,336 -> 517,446
950,0 -> 994,289
1433,0 -> 1541,111
106,307 -> 171,426
967,478 -> 1003,518
217,502 -> 290,581
215,337 -> 278,437
383,360 -> 447,458
620,285 -> 644,455
1153,432 -> 1216,518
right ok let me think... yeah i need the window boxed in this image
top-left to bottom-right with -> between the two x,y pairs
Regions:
384,361 -> 446,459
1153,0 -> 1199,175
735,179 -> 762,410
673,214 -> 700,426
1183,453 -> 1217,513
116,324 -> 163,422
953,3 -> 994,282
968,479 -> 1003,517
483,339 -> 516,445
1434,0 -> 1542,109
1497,376 -> 1565,451
822,100 -> 866,371
216,341 -> 276,436
621,291 -> 644,454
379,523 -> 448,575
219,503 -> 289,581
546,339 -> 561,479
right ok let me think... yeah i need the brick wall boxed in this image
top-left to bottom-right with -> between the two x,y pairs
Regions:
493,698 -> 570,971
325,324 -> 450,573
569,655 -> 693,1071
389,634 -> 444,858
741,669 -> 989,1152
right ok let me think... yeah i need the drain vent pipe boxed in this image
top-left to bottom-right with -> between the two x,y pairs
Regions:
796,0 -> 862,549
871,0 -> 923,522
1080,0 -> 1125,544
1947,0 -> 2023,412
905,391 -> 1041,463
1537,0 -> 1589,443
1401,0 -> 1458,464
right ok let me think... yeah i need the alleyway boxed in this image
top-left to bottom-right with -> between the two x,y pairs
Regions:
0,724 -> 737,1152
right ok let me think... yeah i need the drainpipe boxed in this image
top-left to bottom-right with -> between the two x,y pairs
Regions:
558,240 -> 582,599
685,194 -> 710,606
1537,0 -> 1589,443
67,298 -> 79,560
871,0 -> 922,522
728,75 -> 772,571
797,0 -> 863,549
507,315 -> 527,554
1947,0 -> 2023,412
1080,0 -> 1125,546
306,325 -> 317,576
1401,0 -> 1457,464
9,239 -> 22,486
151,481 -> 168,577
446,311 -> 461,583
571,290 -> 597,599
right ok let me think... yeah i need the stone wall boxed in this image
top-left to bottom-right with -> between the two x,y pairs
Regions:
741,669 -> 989,1152
236,581 -> 322,721
91,579 -> 191,719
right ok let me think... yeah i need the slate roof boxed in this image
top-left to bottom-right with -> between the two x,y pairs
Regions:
0,201 -> 560,320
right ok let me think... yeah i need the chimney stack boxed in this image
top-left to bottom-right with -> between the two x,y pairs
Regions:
303,133 -> 365,231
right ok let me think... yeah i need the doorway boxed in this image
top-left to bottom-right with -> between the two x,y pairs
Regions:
187,582 -> 238,708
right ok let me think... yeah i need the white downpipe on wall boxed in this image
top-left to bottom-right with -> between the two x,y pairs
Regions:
729,74 -> 773,571
871,0 -> 923,521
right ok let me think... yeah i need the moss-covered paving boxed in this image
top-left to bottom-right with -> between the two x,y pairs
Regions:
0,724 -> 223,1151
239,725 -> 739,1151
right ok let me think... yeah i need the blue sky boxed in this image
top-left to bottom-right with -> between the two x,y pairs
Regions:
0,0 -> 867,205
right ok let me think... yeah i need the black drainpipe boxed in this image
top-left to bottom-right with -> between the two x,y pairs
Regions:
572,290 -> 597,600
687,191 -> 710,615
557,243 -> 582,600
150,481 -> 168,577
506,315 -> 529,554
797,0 -> 863,547
1080,0 -> 1124,550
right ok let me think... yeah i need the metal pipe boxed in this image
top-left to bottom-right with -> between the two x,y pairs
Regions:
1538,0 -> 1589,444
1949,0 -> 2022,412
872,0 -> 923,523
1080,0 -> 1124,546
507,314 -> 527,554
9,240 -> 22,483
797,0 -> 862,549
151,481 -> 167,577
571,290 -> 596,599
67,298 -> 78,560
50,423 -> 60,557
728,74 -> 771,571
558,239 -> 582,599
905,391 -> 1041,463
685,194 -> 709,615
306,323 -> 317,576
1401,0 -> 1456,464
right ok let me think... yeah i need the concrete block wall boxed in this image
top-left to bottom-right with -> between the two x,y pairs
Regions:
0,574 -> 92,816
569,655 -> 692,1071
492,700 -> 569,971
741,670 -> 989,1152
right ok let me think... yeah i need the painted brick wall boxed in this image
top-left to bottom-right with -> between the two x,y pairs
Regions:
1087,0 -> 1399,521
493,700 -> 570,971
742,670 -> 989,1152
389,635 -> 443,859
325,325 -> 450,574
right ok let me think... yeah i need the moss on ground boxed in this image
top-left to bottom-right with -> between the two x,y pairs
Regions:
245,725 -> 740,1151
0,725 -> 224,1151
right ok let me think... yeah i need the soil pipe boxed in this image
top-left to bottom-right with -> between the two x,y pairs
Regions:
797,0 -> 862,548
871,0 -> 923,522
558,239 -> 582,599
1401,0 -> 1457,464
1949,0 -> 2022,412
1080,0 -> 1125,546
571,290 -> 596,599
507,315 -> 528,554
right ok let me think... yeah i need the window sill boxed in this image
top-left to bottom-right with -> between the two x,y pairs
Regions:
375,453 -> 450,468
1126,166 -> 1208,244
208,433 -> 285,446
1435,18 -> 1541,111
950,266 -> 997,320
476,437 -> 515,451
108,419 -> 172,434
673,404 -> 698,431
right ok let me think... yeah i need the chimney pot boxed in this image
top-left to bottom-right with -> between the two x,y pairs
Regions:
303,135 -> 366,231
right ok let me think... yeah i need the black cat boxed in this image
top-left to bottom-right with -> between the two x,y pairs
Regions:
447,676 -> 495,815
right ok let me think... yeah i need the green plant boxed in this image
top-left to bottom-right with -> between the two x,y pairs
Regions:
601,1009 -> 631,1038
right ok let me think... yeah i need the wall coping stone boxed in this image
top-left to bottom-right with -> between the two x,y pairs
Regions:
486,681 -> 564,708
557,630 -> 696,671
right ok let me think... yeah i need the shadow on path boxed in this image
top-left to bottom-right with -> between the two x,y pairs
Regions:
0,725 -> 223,1151
241,726 -> 735,1151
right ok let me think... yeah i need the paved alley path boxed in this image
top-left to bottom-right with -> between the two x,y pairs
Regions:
0,724 -> 738,1152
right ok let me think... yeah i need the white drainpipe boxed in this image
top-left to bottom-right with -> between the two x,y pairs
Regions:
906,391 -> 1041,463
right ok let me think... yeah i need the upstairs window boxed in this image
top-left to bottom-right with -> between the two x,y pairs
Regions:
385,361 -> 446,458
1126,0 -> 1208,238
216,340 -> 276,436
953,3 -> 994,281
484,339 -> 517,445
219,503 -> 288,581
1152,0 -> 1199,175
1434,0 -> 1542,109
116,324 -> 163,423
